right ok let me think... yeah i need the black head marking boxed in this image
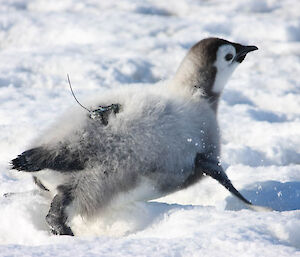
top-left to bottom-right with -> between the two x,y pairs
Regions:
190,37 -> 232,66
190,37 -> 258,65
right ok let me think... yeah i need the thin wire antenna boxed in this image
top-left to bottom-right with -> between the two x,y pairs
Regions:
67,74 -> 91,112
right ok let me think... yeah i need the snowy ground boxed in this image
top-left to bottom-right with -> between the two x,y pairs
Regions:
0,0 -> 300,256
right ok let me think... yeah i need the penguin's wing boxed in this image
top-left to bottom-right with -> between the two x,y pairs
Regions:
11,146 -> 86,172
193,153 -> 253,205
193,153 -> 272,211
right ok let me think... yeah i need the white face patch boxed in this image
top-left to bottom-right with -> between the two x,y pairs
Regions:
212,44 -> 239,94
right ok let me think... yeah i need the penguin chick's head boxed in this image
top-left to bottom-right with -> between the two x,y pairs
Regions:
174,37 -> 258,96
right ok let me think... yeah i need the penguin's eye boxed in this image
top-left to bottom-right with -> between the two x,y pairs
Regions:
225,53 -> 233,61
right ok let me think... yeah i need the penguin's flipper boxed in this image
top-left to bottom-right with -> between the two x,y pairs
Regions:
11,147 -> 86,173
194,153 -> 272,211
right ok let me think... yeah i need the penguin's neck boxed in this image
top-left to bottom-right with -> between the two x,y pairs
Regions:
202,92 -> 220,113
173,57 -> 221,113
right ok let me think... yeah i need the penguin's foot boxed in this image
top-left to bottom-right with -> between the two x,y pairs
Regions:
46,186 -> 74,236
46,213 -> 74,236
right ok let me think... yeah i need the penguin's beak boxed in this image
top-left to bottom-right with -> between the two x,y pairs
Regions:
234,45 -> 258,63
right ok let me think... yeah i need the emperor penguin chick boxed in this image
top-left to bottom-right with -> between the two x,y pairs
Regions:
11,37 -> 265,236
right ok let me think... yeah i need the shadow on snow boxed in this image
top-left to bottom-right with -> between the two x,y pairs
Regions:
225,180 -> 300,211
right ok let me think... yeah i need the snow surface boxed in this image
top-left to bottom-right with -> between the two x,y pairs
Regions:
0,0 -> 300,256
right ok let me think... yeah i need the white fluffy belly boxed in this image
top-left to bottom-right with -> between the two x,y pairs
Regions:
107,177 -> 164,210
